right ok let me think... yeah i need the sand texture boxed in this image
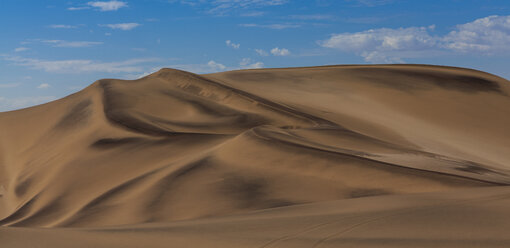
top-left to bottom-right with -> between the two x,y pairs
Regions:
1,64 -> 510,247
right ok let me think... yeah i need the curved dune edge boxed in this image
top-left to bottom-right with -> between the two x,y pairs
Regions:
1,64 -> 510,246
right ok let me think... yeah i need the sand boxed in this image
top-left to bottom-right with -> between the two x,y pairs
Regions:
1,64 -> 509,247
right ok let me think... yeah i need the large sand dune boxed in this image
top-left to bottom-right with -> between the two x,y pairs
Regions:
1,64 -> 510,247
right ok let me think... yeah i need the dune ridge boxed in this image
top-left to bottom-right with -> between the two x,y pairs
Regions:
1,64 -> 510,247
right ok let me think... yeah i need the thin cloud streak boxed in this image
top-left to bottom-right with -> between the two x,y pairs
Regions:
41,40 -> 103,48
239,23 -> 300,29
0,83 -> 21,88
2,56 -> 160,74
0,96 -> 57,112
100,23 -> 141,30
48,25 -> 77,29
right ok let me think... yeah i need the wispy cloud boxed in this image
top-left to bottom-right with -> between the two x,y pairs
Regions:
255,49 -> 269,56
255,48 -> 291,56
37,83 -> 50,89
226,40 -> 240,49
0,96 -> 57,112
209,0 -> 287,14
287,14 -> 334,20
240,11 -> 265,17
320,15 -> 510,63
68,7 -> 90,11
239,23 -> 300,29
171,0 -> 288,15
19,39 -> 102,48
41,40 -> 103,48
349,0 -> 395,7
163,58 -> 264,74
14,47 -> 30,52
100,23 -> 141,30
0,83 -> 21,88
3,56 -> 159,74
207,60 -> 227,71
48,24 -> 77,29
239,58 -> 264,69
345,16 -> 386,24
270,47 -> 291,56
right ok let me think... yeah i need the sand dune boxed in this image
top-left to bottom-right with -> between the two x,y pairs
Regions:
1,64 -> 510,247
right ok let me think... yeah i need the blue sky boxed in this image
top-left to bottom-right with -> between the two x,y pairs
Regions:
1,0 -> 510,111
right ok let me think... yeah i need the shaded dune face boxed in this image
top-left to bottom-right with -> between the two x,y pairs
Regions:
0,65 -> 509,228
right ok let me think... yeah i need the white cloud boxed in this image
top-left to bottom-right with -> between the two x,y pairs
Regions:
165,58 -> 264,74
239,58 -> 264,69
271,47 -> 291,56
360,51 -> 405,63
159,62 -> 222,74
0,83 -> 21,88
14,47 -> 29,52
87,1 -> 128,11
207,60 -> 227,71
0,96 -> 57,112
255,49 -> 269,56
100,23 -> 141,30
321,26 -> 436,63
246,61 -> 264,69
322,27 -> 436,52
37,83 -> 50,89
443,15 -> 510,54
239,23 -> 300,29
226,40 -> 240,49
254,48 -> 291,57
48,24 -> 77,29
320,15 -> 510,63
122,67 -> 160,79
42,40 -> 103,48
3,56 -> 158,74
239,58 -> 251,66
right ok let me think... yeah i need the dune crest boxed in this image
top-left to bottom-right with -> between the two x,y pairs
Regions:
1,65 -> 510,247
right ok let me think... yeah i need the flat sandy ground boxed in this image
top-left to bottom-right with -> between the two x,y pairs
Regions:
1,65 -> 510,247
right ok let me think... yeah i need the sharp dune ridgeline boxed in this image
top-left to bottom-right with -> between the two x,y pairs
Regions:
1,64 -> 510,247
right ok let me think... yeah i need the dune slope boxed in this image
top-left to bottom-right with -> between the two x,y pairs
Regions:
1,64 -> 510,247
